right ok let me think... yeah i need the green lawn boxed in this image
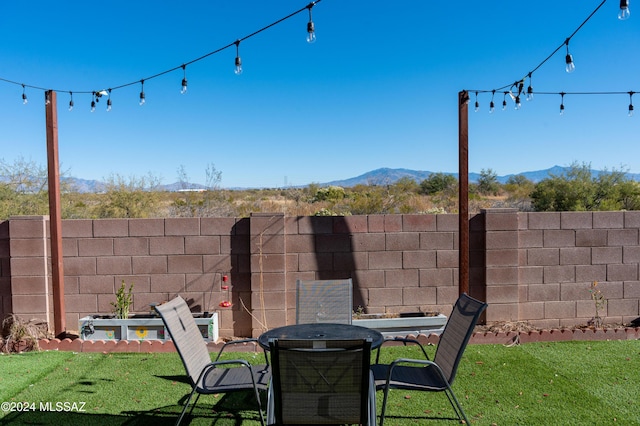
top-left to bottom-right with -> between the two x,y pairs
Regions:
0,340 -> 638,425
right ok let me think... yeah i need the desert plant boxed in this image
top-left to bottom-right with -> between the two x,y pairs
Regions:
588,281 -> 607,327
111,281 -> 134,319
1,314 -> 49,353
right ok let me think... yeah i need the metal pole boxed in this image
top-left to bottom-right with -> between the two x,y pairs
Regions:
45,90 -> 66,336
458,90 -> 469,295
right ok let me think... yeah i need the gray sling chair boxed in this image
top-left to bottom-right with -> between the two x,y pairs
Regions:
266,338 -> 375,425
296,278 -> 353,324
155,296 -> 271,425
371,293 -> 488,425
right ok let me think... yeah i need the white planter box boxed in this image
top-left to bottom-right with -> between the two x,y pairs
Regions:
79,313 -> 218,342
353,313 -> 447,337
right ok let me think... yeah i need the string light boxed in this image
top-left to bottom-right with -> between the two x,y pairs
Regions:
474,92 -> 479,112
469,2 -> 637,117
139,80 -> 146,105
106,89 -> 112,112
91,92 -> 96,112
45,91 -> 51,105
68,92 -> 74,111
306,2 -> 317,43
489,90 -> 495,113
0,1 -> 323,108
619,0 -> 631,20
565,39 -> 575,73
234,40 -> 243,75
526,73 -> 534,101
181,65 -> 188,94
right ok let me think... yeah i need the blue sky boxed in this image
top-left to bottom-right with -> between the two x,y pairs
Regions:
0,1 -> 638,188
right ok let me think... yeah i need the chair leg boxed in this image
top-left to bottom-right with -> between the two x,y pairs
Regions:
176,389 -> 199,426
444,386 -> 470,425
379,385 -> 391,426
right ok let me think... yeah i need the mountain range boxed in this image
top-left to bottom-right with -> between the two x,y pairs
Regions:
64,165 -> 640,192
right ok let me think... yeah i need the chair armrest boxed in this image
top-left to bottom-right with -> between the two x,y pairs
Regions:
375,337 -> 430,363
215,338 -> 267,363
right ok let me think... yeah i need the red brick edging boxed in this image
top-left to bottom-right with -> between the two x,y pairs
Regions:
31,327 -> 639,353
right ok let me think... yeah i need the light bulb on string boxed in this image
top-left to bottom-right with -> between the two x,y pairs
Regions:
91,92 -> 96,112
139,80 -> 146,105
106,89 -> 112,112
559,92 -> 565,115
181,65 -> 188,94
474,92 -> 479,112
489,90 -> 495,113
68,92 -> 74,111
306,2 -> 316,43
565,40 -> 575,73
234,40 -> 243,75
502,92 -> 508,111
526,73 -> 534,101
45,91 -> 51,105
21,85 -> 28,105
515,95 -> 521,110
629,91 -> 634,117
619,0 -> 630,20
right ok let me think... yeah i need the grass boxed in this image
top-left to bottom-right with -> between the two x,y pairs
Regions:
0,340 -> 638,425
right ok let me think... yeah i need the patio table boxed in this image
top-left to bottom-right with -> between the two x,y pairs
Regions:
258,322 -> 384,350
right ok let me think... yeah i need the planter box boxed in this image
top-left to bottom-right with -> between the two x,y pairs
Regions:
79,313 -> 218,342
353,313 -> 447,337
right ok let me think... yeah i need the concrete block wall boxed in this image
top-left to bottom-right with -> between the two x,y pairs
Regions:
517,210 -> 640,328
2,209 -> 640,338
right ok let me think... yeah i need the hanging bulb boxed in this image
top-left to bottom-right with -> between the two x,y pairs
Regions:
629,92 -> 635,117
502,92 -> 508,110
234,40 -> 243,75
68,92 -> 74,111
181,65 -> 188,94
474,92 -> 479,112
565,40 -> 575,73
559,92 -> 565,116
515,95 -> 521,110
489,100 -> 495,113
139,80 -> 146,105
619,0 -> 630,20
45,91 -> 51,105
22,85 -> 28,105
306,2 -> 316,43
91,93 -> 96,113
526,74 -> 534,101
565,54 -> 575,73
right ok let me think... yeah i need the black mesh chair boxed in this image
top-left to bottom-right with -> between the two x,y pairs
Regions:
371,293 -> 487,425
296,278 -> 353,324
267,338 -> 375,425
155,296 -> 271,425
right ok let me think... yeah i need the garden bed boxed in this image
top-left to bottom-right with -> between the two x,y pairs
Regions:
78,312 -> 218,342
352,312 -> 447,336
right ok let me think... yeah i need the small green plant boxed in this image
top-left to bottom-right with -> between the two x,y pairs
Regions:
588,281 -> 607,328
352,306 -> 365,319
111,281 -> 134,319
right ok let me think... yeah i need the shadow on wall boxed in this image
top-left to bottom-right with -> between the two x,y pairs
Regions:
0,221 -> 11,323
312,216 -> 365,310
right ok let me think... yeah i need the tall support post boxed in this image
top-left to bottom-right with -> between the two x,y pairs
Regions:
45,90 -> 66,336
458,90 -> 470,296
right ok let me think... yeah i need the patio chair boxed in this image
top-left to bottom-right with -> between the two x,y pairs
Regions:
371,293 -> 487,425
296,278 -> 353,324
155,296 -> 271,426
267,338 -> 375,425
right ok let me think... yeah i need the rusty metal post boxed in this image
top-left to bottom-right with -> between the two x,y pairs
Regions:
458,90 -> 469,296
45,90 -> 66,336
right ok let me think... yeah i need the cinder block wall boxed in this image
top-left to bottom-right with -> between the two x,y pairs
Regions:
3,210 -> 640,338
